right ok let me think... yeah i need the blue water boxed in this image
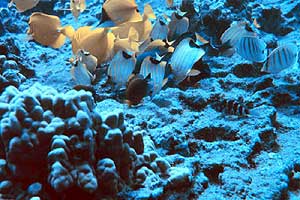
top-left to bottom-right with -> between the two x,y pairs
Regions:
0,1 -> 8,7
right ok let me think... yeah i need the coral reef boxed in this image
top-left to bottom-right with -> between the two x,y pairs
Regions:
0,84 -> 193,199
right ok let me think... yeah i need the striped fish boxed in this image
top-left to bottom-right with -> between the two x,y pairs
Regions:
235,36 -> 267,62
168,12 -> 189,41
140,56 -> 167,96
150,20 -> 169,40
212,99 -> 249,116
107,51 -> 136,89
261,43 -> 298,73
169,38 -> 205,84
221,21 -> 256,47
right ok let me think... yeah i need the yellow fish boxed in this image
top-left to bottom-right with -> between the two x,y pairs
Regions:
70,0 -> 86,19
9,0 -> 39,12
113,27 -> 140,54
110,4 -> 156,42
70,27 -> 115,64
27,12 -> 72,49
102,0 -> 142,25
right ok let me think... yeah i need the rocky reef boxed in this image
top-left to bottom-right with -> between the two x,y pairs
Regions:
0,84 -> 196,199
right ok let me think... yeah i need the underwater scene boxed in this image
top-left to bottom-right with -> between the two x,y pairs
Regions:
0,0 -> 300,199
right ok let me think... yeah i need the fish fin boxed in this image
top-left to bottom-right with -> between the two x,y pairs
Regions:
129,41 -> 140,52
8,1 -> 13,7
144,73 -> 152,80
187,69 -> 201,76
128,27 -> 139,42
79,1 -> 86,12
261,63 -> 267,72
167,46 -> 175,52
162,77 -> 168,87
144,4 -> 156,19
60,25 -> 75,39
155,53 -> 163,61
166,39 -> 175,46
70,67 -> 75,80
176,8 -> 187,17
163,14 -> 171,23
253,18 -> 261,29
69,57 -> 76,64
195,33 -> 209,44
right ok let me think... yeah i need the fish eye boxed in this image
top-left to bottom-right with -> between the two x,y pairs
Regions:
136,9 -> 140,13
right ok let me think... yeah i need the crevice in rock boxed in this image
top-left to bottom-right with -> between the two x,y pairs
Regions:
203,164 -> 224,184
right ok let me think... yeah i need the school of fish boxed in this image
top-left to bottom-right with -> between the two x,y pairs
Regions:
9,0 -> 300,106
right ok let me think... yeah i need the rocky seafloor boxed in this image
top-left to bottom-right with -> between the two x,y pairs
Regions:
1,0 -> 300,199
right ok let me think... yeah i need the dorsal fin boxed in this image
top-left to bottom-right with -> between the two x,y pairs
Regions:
143,4 -> 156,19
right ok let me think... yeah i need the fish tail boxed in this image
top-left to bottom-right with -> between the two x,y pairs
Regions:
8,1 -> 13,7
128,27 -> 139,42
60,25 -> 75,39
143,4 -> 156,19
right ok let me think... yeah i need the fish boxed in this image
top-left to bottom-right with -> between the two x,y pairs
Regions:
169,38 -> 205,84
261,43 -> 298,73
125,74 -> 153,106
27,12 -> 71,49
107,51 -> 136,89
70,59 -> 94,86
235,36 -> 267,62
140,39 -> 174,54
140,56 -> 167,96
76,49 -> 98,73
212,99 -> 250,116
110,4 -> 156,42
168,11 -> 189,41
113,27 -> 140,54
72,27 -> 115,64
150,19 -> 169,40
70,0 -> 86,19
67,26 -> 92,53
102,0 -> 142,25
8,0 -> 39,12
221,21 -> 256,47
